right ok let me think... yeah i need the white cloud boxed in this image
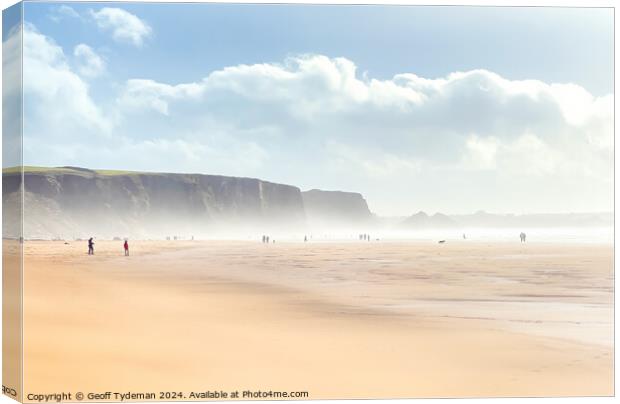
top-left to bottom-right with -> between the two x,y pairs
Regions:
113,54 -> 612,213
21,39 -> 612,214
73,44 -> 106,78
2,22 -> 21,99
90,7 -> 151,47
23,24 -> 111,145
463,134 -> 499,170
3,22 -> 23,168
117,55 -> 612,160
49,5 -> 81,22
21,25 -> 266,181
117,79 -> 204,115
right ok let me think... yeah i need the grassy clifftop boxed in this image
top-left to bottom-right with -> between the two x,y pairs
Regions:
3,166 -> 141,176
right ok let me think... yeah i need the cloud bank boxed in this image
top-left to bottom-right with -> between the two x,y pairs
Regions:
19,26 -> 613,215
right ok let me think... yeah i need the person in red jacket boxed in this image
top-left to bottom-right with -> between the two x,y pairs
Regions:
124,239 -> 129,256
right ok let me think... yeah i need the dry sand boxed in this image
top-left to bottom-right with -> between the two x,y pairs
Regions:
20,239 -> 613,400
3,239 -> 22,401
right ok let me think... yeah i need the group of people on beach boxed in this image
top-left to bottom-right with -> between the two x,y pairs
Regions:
86,231 -> 529,255
87,238 -> 129,256
261,235 -> 274,244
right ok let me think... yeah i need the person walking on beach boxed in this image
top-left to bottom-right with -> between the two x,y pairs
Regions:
124,239 -> 129,256
88,237 -> 94,255
519,232 -> 526,243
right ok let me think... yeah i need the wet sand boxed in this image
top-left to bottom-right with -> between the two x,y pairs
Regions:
22,240 -> 613,399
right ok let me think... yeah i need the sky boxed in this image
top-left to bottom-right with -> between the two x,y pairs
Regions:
5,2 -> 615,215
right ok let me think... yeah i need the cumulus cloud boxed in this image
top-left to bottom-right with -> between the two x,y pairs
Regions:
3,22 -> 23,168
117,54 -> 612,158
73,44 -> 105,77
22,24 -> 111,148
118,79 -> 203,115
20,33 -> 612,214
113,54 -> 612,213
2,22 -> 21,100
21,25 -> 266,179
90,7 -> 151,47
49,5 -> 81,22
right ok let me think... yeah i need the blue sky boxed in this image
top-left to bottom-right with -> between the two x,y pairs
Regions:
9,2 -> 615,215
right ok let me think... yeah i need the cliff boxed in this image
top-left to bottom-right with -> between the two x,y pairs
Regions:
400,210 -> 613,229
3,167 -> 307,239
401,211 -> 459,228
301,189 -> 373,228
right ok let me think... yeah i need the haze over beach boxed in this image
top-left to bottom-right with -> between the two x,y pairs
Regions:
2,166 -> 613,242
2,2 -> 614,401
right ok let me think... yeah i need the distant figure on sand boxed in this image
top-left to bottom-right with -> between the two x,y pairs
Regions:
463,233 -> 466,240
124,240 -> 129,256
520,232 -> 527,243
88,238 -> 94,255
304,235 -> 307,242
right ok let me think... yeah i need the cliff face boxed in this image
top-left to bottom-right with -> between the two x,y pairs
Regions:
3,167 -> 307,239
301,189 -> 373,227
400,210 -> 613,229
401,211 -> 459,228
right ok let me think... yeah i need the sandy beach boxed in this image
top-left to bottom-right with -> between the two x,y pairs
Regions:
21,239 -> 613,399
